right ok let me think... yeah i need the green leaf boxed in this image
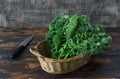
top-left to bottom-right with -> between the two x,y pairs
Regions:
45,13 -> 112,59
66,15 -> 79,38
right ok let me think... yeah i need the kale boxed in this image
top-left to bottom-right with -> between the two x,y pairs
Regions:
45,14 -> 112,59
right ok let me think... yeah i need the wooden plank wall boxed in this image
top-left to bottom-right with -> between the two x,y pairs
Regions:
0,0 -> 120,27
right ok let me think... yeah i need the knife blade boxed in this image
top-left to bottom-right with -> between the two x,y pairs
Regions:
10,35 -> 34,58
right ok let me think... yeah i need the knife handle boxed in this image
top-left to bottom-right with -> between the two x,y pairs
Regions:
10,45 -> 24,58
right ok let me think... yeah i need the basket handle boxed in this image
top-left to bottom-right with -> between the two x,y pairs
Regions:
29,47 -> 40,56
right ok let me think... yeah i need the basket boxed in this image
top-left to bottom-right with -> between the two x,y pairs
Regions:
29,40 -> 91,74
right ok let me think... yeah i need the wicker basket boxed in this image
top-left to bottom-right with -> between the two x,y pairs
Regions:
29,40 -> 91,74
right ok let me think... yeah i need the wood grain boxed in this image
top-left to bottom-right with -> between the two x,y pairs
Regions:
0,27 -> 120,79
0,0 -> 120,27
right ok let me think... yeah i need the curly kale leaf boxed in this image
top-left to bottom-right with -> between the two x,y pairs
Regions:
46,14 -> 112,59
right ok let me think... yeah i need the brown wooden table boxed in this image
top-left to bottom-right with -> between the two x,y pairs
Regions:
0,27 -> 120,79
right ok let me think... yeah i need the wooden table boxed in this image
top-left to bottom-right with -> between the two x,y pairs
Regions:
0,27 -> 120,79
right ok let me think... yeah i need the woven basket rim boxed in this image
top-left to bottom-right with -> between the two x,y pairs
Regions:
30,40 -> 91,63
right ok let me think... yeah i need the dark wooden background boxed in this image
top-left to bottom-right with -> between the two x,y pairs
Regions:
0,0 -> 120,27
0,27 -> 120,79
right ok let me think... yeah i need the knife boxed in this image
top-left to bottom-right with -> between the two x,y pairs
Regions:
10,35 -> 34,58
